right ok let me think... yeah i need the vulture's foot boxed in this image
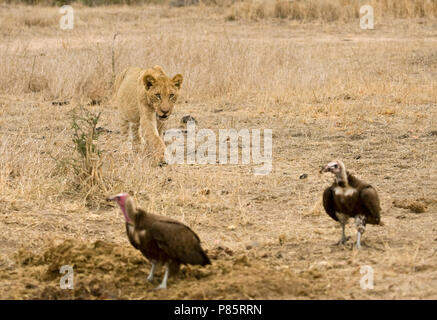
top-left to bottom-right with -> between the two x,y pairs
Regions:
154,263 -> 169,290
147,263 -> 156,282
154,283 -> 167,290
355,241 -> 369,250
336,236 -> 351,245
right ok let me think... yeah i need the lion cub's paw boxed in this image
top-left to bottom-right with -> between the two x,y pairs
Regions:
157,160 -> 168,168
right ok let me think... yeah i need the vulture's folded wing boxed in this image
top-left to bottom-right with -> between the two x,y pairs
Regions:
149,220 -> 210,265
323,187 -> 338,221
360,186 -> 381,224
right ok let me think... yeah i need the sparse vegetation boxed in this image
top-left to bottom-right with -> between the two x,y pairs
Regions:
227,0 -> 437,22
1,0 -> 168,6
48,107 -> 107,206
70,107 -> 106,197
0,3 -> 436,299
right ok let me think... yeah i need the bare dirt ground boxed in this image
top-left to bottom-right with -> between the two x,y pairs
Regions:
0,4 -> 436,299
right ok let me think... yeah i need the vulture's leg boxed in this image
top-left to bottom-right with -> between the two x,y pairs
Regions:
337,223 -> 349,245
356,231 -> 362,250
147,262 -> 156,282
336,213 -> 350,245
355,215 -> 366,249
155,262 -> 169,290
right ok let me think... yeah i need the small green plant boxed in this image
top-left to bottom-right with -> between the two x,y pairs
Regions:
70,107 -> 107,203
71,108 -> 101,159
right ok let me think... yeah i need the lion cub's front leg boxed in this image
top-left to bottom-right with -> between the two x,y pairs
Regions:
130,122 -> 140,145
139,113 -> 167,164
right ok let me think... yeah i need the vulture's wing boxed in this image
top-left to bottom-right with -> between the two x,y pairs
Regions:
149,220 -> 210,266
125,223 -> 140,250
360,186 -> 381,225
323,187 -> 338,221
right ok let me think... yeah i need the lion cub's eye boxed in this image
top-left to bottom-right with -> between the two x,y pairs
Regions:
169,94 -> 175,100
155,93 -> 161,100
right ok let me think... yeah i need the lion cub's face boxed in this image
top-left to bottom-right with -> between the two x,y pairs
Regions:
142,69 -> 183,121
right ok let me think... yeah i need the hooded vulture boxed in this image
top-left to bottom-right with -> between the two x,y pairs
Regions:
107,193 -> 211,289
320,160 -> 381,249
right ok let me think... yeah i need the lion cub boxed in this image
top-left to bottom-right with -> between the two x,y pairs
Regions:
113,66 -> 183,164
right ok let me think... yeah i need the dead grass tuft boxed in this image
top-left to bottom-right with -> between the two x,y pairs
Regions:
393,199 -> 428,213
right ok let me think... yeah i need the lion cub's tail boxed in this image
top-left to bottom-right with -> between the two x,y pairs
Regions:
111,67 -> 130,105
113,68 -> 129,93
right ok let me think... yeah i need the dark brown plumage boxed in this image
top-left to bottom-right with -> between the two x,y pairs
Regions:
321,160 -> 381,249
108,193 -> 210,289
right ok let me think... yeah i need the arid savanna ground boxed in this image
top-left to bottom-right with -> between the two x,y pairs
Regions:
0,1 -> 436,299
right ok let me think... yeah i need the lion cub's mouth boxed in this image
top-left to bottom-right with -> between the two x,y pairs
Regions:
157,114 -> 169,121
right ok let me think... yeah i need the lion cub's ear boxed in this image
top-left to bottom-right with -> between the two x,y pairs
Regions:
142,73 -> 156,90
172,74 -> 183,89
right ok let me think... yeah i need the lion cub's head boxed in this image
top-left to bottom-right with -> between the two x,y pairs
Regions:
141,65 -> 183,121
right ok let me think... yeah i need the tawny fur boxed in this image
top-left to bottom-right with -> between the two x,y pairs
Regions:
112,66 -> 183,163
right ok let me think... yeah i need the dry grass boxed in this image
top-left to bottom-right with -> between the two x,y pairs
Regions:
227,0 -> 437,22
0,4 -> 436,299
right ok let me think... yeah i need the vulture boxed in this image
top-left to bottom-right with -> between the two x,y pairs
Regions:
107,193 -> 211,289
320,160 -> 381,249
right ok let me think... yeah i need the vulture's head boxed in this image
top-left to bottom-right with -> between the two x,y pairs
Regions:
107,193 -> 135,223
321,160 -> 348,183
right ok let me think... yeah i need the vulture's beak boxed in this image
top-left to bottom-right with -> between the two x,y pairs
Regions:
106,195 -> 116,201
320,165 -> 329,174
